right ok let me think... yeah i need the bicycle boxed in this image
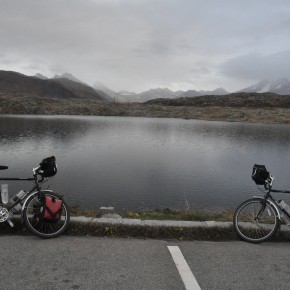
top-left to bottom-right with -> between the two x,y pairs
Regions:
233,164 -> 290,243
0,156 -> 70,238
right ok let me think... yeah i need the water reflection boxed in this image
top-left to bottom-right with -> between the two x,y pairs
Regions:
1,115 -> 290,211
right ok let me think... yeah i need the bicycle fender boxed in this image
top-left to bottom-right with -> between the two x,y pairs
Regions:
21,190 -> 54,211
253,196 -> 281,220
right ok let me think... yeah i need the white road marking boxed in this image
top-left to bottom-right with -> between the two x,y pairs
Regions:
168,246 -> 201,290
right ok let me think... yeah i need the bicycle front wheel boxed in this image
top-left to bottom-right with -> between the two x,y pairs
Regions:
233,198 -> 279,243
23,191 -> 70,239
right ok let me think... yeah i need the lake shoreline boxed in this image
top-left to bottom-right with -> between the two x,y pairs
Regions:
1,95 -> 290,124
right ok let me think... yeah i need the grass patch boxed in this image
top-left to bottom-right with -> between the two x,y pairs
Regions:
69,205 -> 234,222
69,204 -> 96,217
123,208 -> 234,222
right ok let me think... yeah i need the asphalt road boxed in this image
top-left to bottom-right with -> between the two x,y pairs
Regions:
0,235 -> 289,290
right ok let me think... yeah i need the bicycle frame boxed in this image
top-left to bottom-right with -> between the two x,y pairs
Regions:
233,167 -> 290,243
0,167 -> 43,211
253,174 -> 290,221
253,194 -> 282,221
0,159 -> 70,238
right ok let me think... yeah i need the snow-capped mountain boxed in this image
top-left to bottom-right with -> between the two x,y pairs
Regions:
239,79 -> 290,95
33,70 -> 290,103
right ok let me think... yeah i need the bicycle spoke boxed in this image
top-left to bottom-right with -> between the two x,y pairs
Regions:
234,198 -> 279,243
24,192 -> 69,238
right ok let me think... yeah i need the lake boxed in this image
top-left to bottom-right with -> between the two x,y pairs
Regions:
1,115 -> 290,212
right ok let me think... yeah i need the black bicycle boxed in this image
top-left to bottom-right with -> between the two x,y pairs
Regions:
0,156 -> 70,238
233,164 -> 290,243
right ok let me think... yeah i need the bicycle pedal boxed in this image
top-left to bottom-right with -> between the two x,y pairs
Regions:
7,219 -> 14,228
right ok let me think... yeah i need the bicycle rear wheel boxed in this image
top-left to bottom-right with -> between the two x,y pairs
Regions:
23,191 -> 70,239
233,198 -> 279,243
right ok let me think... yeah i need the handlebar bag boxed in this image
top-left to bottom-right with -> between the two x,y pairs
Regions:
252,164 -> 270,185
39,156 -> 57,177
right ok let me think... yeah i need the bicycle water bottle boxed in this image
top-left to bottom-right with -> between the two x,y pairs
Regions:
9,190 -> 26,205
277,200 -> 290,215
9,190 -> 26,213
1,184 -> 9,204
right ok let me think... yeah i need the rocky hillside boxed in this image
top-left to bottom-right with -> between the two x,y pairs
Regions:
0,70 -> 111,101
146,92 -> 290,108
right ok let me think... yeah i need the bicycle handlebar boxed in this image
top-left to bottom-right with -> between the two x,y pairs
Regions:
265,174 -> 275,190
32,166 -> 41,175
32,166 -> 45,183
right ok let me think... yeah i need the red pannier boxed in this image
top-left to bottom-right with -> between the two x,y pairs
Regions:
42,196 -> 63,222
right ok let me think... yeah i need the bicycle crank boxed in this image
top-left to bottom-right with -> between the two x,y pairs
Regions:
0,207 -> 14,227
0,206 -> 9,222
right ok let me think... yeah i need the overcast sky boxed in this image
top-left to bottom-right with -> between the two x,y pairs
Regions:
1,0 -> 290,93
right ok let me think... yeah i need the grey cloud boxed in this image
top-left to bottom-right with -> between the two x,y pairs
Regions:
1,0 -> 290,92
220,50 -> 290,81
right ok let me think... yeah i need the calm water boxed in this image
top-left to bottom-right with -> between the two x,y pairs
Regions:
1,115 -> 290,211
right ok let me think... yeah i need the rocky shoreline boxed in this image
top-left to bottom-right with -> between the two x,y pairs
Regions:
1,94 -> 290,124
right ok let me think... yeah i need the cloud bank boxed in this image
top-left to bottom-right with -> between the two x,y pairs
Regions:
1,0 -> 290,92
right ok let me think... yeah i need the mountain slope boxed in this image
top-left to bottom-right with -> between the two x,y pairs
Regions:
239,79 -> 290,95
146,92 -> 290,108
0,70 -> 111,101
53,72 -> 88,86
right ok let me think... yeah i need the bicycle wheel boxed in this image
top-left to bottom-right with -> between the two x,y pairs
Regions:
23,191 -> 70,239
233,198 -> 279,243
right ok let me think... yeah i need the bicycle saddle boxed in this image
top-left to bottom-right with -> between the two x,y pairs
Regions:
0,166 -> 8,170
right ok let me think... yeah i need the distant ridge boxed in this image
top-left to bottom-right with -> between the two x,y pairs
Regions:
4,69 -> 290,103
103,87 -> 230,103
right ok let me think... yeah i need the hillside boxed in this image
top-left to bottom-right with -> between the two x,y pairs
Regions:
146,92 -> 290,108
0,70 -> 111,101
1,93 -> 290,124
1,70 -> 290,123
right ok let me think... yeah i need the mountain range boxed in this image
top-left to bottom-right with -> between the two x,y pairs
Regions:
92,83 -> 230,102
1,70 -> 290,103
93,78 -> 290,102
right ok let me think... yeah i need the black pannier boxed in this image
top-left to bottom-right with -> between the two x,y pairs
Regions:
39,156 -> 57,177
252,164 -> 270,185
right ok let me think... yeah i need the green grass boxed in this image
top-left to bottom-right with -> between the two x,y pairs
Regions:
70,204 -> 234,222
123,208 -> 234,222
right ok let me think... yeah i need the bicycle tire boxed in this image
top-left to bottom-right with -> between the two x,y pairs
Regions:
23,191 -> 70,239
233,198 -> 279,243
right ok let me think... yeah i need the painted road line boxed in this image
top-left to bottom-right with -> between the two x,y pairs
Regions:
168,246 -> 201,290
